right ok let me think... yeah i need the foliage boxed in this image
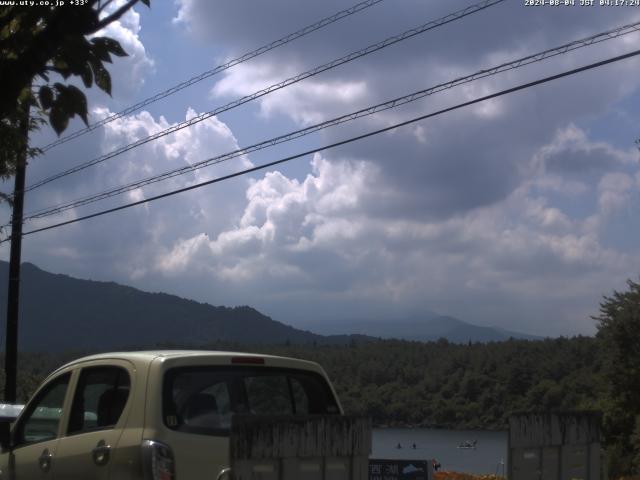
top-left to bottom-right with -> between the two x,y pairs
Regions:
0,91 -> 43,203
0,0 -> 150,180
0,326 -> 630,472
594,280 -> 640,477
0,336 -> 606,432
244,337 -> 604,430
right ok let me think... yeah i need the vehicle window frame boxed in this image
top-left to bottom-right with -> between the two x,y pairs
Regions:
162,366 -> 340,437
66,365 -> 131,436
12,372 -> 72,449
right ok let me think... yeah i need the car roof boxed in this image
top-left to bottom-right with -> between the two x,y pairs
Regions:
52,350 -> 322,374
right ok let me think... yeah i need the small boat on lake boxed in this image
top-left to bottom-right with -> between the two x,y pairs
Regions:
457,440 -> 477,449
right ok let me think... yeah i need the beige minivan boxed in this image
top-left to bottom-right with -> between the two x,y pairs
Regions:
0,350 -> 343,479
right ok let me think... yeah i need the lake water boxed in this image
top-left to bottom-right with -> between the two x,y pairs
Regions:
372,428 -> 508,475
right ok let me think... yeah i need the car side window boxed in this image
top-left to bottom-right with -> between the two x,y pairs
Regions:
67,366 -> 130,435
290,378 -> 310,414
181,380 -> 232,431
245,375 -> 293,415
14,373 -> 71,447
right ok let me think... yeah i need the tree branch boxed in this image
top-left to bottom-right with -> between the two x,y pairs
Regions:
96,0 -> 116,14
93,0 -> 140,31
0,0 -> 145,119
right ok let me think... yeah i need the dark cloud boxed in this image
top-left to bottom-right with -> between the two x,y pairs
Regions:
195,0 -> 640,225
2,1 -> 638,338
545,145 -> 626,174
175,0 -> 634,68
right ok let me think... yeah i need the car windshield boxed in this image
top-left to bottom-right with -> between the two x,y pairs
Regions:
163,366 -> 340,436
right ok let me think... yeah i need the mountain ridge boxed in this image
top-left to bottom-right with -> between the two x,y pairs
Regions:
0,262 -> 365,350
300,315 -> 542,342
0,261 -> 541,350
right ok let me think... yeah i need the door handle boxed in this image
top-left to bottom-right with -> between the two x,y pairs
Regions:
38,448 -> 52,472
92,440 -> 111,466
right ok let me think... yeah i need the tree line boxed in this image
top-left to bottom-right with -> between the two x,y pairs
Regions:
0,335 -> 604,428
0,335 -> 622,475
0,281 -> 638,477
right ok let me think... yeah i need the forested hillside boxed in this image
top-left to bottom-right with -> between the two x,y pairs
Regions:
0,262 -> 366,349
1,336 -> 604,430
236,336 -> 604,430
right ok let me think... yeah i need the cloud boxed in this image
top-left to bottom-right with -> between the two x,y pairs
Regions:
150,135 -> 640,335
177,0 -> 640,231
173,1 -> 636,66
212,61 -> 369,125
94,0 -> 155,99
539,124 -> 636,176
7,106 -> 252,290
4,1 -> 640,339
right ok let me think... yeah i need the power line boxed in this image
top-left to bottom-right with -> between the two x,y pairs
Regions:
20,20 -> 640,222
38,0 -> 386,152
5,47 -> 639,244
22,0 -> 505,194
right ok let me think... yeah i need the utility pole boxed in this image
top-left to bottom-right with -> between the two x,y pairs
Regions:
4,100 -> 29,404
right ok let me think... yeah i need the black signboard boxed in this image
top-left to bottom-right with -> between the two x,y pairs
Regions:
369,459 -> 430,480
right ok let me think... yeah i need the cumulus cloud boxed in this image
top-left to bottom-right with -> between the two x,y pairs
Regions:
597,172 -> 634,215
151,135 -> 640,335
538,124 -> 636,176
178,0 -> 640,232
212,61 -> 369,125
10,106 -> 252,290
93,0 -> 155,99
4,1 -> 640,338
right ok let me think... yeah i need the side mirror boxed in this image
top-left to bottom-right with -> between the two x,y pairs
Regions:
0,421 -> 10,451
0,403 -> 23,452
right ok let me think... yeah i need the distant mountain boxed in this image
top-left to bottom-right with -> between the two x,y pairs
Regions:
0,262 -> 369,351
0,262 -> 541,351
303,315 -> 542,343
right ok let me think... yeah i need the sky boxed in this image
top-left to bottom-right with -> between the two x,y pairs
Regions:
2,0 -> 640,337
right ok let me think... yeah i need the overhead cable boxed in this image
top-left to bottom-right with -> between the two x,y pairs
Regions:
21,20 -> 640,222
5,47 -> 639,243
23,0 -> 505,194
38,0 -> 386,152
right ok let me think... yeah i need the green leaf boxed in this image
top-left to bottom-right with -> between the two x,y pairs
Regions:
17,87 -> 32,104
54,85 -> 88,126
92,37 -> 127,58
49,105 -> 68,136
91,61 -> 112,96
38,86 -> 53,110
58,37 -> 91,74
52,58 -> 71,79
90,39 -> 112,63
80,62 -> 93,88
52,82 -> 65,96
61,85 -> 88,125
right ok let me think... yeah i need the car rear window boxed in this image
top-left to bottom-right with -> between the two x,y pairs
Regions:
163,366 -> 340,436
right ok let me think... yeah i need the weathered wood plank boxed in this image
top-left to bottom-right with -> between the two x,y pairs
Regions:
230,415 -> 372,460
508,412 -> 602,480
509,411 -> 601,448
